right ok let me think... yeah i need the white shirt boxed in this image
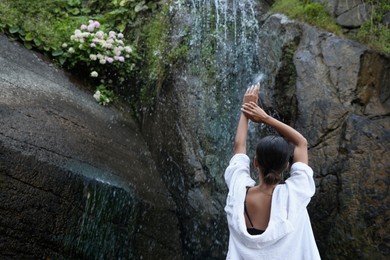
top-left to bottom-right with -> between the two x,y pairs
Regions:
224,154 -> 321,260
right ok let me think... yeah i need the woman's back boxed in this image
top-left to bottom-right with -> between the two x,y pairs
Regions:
244,186 -> 273,232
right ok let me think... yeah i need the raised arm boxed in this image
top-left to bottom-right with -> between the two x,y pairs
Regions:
241,102 -> 308,164
234,84 -> 260,154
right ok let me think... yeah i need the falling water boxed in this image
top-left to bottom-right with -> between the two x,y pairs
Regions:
181,0 -> 262,86
170,0 -> 266,182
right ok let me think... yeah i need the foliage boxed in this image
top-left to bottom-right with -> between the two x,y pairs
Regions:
93,84 -> 115,106
61,20 -> 136,104
0,0 -> 86,55
271,0 -> 343,35
271,0 -> 390,53
353,0 -> 390,53
0,0 -> 156,105
86,0 -> 157,32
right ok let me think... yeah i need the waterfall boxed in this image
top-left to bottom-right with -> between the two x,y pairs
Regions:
169,0 -> 266,184
181,0 -> 262,86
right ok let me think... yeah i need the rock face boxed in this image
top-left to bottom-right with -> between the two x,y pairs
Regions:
320,0 -> 372,28
1,1 -> 389,259
0,34 -> 182,259
140,2 -> 390,259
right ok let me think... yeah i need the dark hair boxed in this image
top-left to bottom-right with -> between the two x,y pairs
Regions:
255,135 -> 291,185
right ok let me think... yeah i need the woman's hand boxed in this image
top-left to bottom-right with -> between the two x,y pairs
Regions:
241,101 -> 269,123
243,83 -> 260,105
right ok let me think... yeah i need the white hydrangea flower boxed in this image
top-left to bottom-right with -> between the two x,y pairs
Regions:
99,40 -> 106,47
87,24 -> 95,32
104,43 -> 113,49
95,31 -> 104,39
124,46 -> 132,53
90,71 -> 98,77
89,54 -> 97,60
68,47 -> 75,53
109,31 -> 116,38
62,43 -> 68,48
93,90 -> 101,101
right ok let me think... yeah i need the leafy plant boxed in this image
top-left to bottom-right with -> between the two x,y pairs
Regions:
0,0 -> 156,106
61,20 -> 136,105
93,84 -> 115,105
271,0 -> 390,53
271,0 -> 343,35
353,0 -> 390,53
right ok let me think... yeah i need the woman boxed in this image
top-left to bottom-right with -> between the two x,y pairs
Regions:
224,84 -> 320,259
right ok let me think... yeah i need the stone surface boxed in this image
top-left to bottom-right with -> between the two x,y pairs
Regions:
336,3 -> 372,28
0,34 -> 182,259
383,11 -> 390,28
319,0 -> 372,28
293,23 -> 390,259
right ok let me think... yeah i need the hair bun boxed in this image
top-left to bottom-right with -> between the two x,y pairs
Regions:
263,170 -> 282,185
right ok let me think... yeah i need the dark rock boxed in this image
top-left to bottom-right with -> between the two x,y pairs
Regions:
383,11 -> 390,28
336,3 -> 372,28
319,0 -> 372,28
0,34 -> 182,259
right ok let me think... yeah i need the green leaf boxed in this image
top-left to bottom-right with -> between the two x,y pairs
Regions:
52,49 -> 64,56
117,23 -> 126,32
81,8 -> 91,14
9,26 -> 19,34
25,32 -> 34,41
67,0 -> 80,7
71,8 -> 80,15
24,42 -> 32,49
53,7 -> 61,14
119,0 -> 128,7
58,56 -> 67,65
135,1 -> 148,12
33,38 -> 42,46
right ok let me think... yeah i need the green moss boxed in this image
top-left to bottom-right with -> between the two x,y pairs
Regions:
0,0 -> 98,55
136,4 -> 192,108
274,41 -> 299,124
271,0 -> 343,36
137,7 -> 170,105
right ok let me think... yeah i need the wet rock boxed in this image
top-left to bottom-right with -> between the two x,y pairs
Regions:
0,34 -> 182,259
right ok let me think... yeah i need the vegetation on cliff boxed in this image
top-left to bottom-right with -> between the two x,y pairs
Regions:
0,0 -> 159,108
0,0 -> 388,109
271,0 -> 390,53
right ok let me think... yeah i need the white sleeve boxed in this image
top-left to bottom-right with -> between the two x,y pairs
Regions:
284,162 -> 316,218
224,153 -> 250,190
